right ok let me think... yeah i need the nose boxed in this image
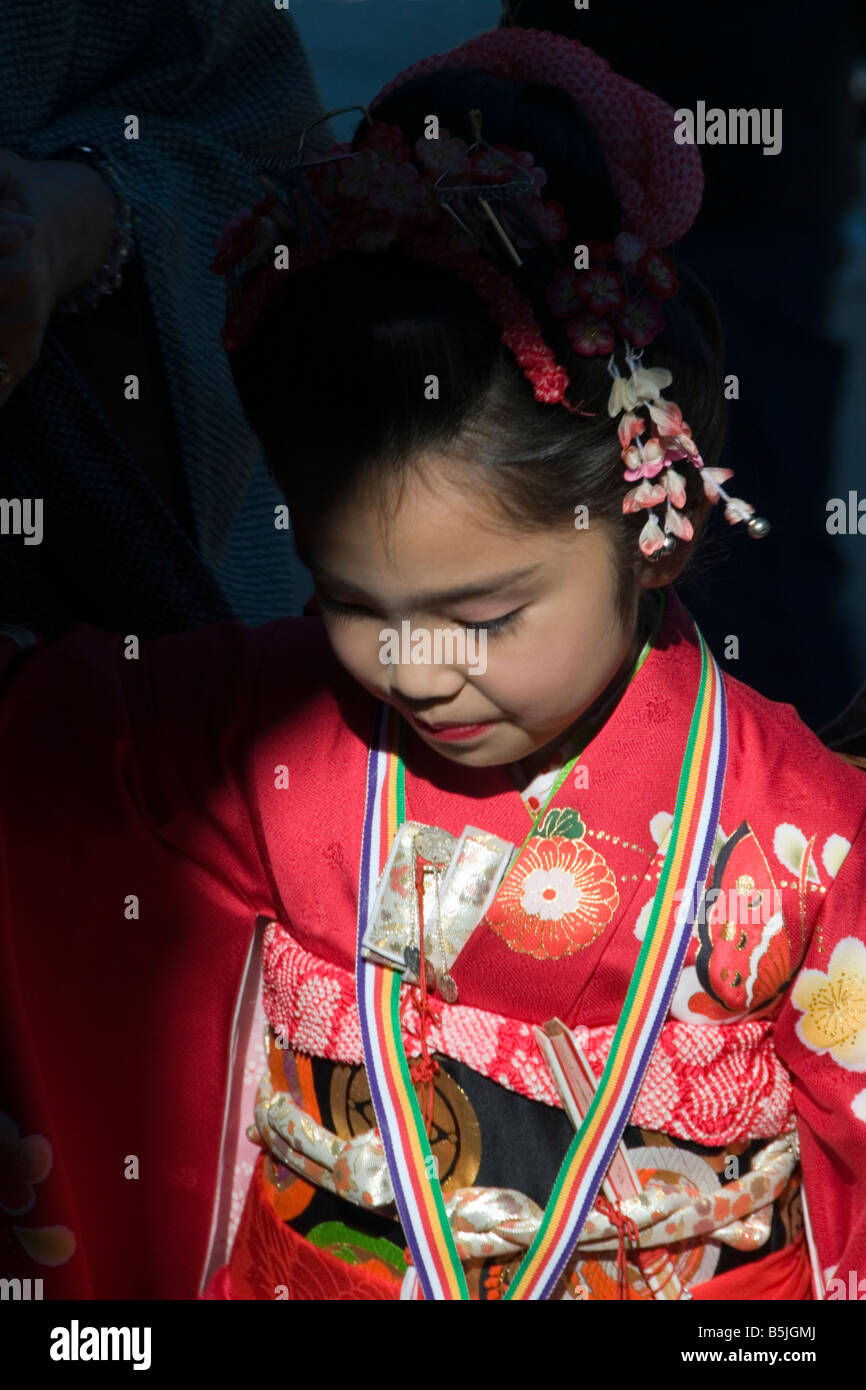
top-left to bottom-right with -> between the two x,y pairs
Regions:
388,660 -> 465,704
384,623 -> 466,704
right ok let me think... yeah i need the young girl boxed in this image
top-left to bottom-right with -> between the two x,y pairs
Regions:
2,28 -> 865,1302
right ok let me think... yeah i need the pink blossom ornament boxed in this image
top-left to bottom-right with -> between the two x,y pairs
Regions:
623,480 -> 666,513
617,410 -> 645,449
662,467 -> 687,508
699,467 -> 734,502
639,512 -> 666,557
648,398 -> 684,434
414,133 -> 470,174
369,162 -> 425,217
724,497 -> 755,525
665,502 -> 694,540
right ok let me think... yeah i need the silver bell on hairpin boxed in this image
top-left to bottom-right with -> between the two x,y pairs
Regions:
646,512 -> 769,561
646,533 -> 678,562
719,493 -> 771,542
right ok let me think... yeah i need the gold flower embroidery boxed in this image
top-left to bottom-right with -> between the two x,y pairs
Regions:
791,938 -> 866,1071
485,835 -> 619,960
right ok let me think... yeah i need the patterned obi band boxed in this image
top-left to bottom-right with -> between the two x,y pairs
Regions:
244,922 -> 804,1300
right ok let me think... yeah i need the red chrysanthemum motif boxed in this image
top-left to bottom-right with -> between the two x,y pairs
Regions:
484,836 -> 620,960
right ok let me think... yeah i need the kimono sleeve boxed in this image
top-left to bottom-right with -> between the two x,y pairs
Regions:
0,618 -> 294,1297
774,803 -> 866,1295
0,619 -> 283,902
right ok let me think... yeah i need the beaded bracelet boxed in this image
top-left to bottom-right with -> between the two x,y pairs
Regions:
55,145 -> 135,315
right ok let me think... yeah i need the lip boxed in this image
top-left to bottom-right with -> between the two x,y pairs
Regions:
404,711 -> 498,742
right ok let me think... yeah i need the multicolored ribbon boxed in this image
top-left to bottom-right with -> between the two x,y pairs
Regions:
355,627 -> 727,1300
356,705 -> 469,1298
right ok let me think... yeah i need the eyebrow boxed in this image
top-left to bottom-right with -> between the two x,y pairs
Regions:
312,564 -> 543,608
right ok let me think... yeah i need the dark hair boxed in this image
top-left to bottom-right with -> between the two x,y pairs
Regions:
229,67 -> 726,619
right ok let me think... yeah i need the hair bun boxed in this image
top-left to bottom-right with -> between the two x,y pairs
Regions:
370,27 -> 703,247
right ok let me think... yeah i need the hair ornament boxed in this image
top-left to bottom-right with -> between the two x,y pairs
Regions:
214,113 -> 584,410
213,28 -> 769,554
605,345 -> 767,556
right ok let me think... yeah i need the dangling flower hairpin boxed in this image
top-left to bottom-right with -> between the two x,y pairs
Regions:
542,231 -> 769,558
605,345 -> 768,558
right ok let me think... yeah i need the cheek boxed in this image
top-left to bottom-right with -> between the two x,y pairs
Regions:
323,622 -> 383,686
480,597 -> 625,717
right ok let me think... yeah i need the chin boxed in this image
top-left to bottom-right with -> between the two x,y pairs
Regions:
423,727 -> 531,769
429,743 -> 512,768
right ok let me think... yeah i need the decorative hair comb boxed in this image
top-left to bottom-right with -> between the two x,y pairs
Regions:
213,68 -> 768,558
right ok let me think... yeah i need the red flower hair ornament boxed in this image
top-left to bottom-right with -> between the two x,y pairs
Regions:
212,29 -> 768,558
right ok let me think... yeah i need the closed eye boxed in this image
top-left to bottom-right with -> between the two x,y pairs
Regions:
463,607 -> 523,636
317,594 -> 377,619
318,593 -> 524,637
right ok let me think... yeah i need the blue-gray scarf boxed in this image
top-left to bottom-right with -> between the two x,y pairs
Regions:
0,0 -> 331,631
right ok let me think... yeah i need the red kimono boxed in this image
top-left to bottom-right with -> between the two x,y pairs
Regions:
2,588 -> 865,1300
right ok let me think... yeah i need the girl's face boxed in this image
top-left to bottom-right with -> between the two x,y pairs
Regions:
307,453 -> 648,771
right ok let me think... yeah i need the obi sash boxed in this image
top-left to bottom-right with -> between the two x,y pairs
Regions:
218,909 -> 804,1300
203,1151 -> 812,1302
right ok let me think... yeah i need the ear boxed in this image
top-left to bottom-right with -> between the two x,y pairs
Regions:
639,549 -> 690,589
638,493 -> 712,588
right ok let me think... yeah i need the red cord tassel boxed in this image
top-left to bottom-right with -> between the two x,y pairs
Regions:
596,1195 -> 641,1300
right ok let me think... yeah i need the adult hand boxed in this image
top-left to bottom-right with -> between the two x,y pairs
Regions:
0,149 -> 116,406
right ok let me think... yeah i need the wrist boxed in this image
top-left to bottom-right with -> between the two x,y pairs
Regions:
32,157 -> 118,300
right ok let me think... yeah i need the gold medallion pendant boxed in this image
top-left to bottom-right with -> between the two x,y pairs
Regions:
330,1060 -> 482,1192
